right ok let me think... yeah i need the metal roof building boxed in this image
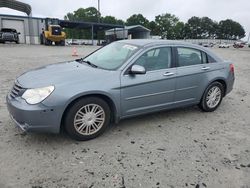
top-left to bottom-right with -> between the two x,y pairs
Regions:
105,25 -> 151,40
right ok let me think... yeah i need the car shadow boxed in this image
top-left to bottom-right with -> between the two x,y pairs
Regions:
11,105 -> 206,145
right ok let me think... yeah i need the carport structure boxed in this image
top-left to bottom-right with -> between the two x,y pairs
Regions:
0,0 -> 31,15
60,20 -> 125,45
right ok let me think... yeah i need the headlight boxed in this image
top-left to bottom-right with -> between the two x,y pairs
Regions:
22,86 -> 54,105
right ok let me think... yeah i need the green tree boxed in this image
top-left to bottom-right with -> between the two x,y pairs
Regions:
217,19 -> 245,39
102,16 -> 118,24
155,13 -> 180,39
63,7 -> 246,41
101,16 -> 124,25
126,14 -> 149,27
116,19 -> 125,26
185,16 -> 202,39
200,17 -> 217,39
174,22 -> 185,39
73,7 -> 99,22
148,21 -> 160,36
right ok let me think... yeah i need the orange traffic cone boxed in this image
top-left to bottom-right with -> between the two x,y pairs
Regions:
72,47 -> 78,56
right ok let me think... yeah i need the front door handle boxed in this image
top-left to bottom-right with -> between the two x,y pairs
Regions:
164,72 -> 175,76
201,67 -> 210,70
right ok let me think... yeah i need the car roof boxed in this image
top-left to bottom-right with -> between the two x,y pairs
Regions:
1,28 -> 16,31
118,39 -> 223,62
118,39 -> 200,48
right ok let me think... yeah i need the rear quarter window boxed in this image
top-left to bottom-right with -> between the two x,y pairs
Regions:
207,54 -> 217,63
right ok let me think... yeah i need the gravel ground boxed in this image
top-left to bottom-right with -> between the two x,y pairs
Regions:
0,44 -> 249,188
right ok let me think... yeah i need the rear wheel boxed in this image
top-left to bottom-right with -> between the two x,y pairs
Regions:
64,97 -> 111,141
40,34 -> 44,45
60,40 -> 65,46
199,82 -> 224,112
43,35 -> 51,45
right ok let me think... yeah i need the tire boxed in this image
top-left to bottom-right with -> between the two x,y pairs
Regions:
60,40 -> 65,46
43,35 -> 51,46
40,34 -> 44,45
46,39 -> 52,45
199,82 -> 224,112
64,97 -> 111,141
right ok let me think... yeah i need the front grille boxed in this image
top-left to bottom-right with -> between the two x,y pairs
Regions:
3,34 -> 14,40
10,82 -> 24,99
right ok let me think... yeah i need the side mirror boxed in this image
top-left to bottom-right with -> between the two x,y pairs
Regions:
17,32 -> 21,35
130,65 -> 146,75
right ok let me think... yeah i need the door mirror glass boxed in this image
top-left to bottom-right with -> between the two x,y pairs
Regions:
130,65 -> 146,75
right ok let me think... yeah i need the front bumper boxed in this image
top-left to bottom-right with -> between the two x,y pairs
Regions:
6,94 -> 62,134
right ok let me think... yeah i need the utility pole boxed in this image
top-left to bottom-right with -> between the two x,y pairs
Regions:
98,0 -> 100,23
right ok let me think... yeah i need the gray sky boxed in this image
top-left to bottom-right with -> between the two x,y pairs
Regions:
1,0 -> 250,40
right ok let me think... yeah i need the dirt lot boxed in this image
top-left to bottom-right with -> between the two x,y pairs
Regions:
0,44 -> 249,188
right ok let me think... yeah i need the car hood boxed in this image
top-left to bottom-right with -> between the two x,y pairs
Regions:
17,61 -> 116,88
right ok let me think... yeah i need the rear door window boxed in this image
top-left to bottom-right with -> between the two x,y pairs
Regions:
177,48 -> 203,67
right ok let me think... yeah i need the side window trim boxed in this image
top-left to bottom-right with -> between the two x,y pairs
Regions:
201,51 -> 208,64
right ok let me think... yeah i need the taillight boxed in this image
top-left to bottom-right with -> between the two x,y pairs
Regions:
230,64 -> 234,73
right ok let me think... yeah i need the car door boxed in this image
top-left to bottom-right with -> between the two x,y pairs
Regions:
120,46 -> 177,117
174,47 -> 210,105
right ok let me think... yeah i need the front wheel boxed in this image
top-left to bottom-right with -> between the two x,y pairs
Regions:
64,97 -> 111,141
199,82 -> 224,112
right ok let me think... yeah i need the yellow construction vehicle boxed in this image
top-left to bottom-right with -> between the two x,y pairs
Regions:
40,18 -> 66,46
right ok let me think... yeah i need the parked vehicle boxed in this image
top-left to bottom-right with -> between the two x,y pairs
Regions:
219,43 -> 230,48
202,43 -> 214,47
40,18 -> 66,46
0,28 -> 20,44
6,40 -> 235,141
233,42 -> 244,48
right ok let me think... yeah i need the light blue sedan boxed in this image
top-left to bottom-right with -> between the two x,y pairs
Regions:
7,40 -> 235,140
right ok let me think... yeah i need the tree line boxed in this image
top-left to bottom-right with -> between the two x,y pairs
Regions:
64,7 -> 245,40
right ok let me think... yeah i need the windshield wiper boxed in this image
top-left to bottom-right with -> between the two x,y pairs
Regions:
76,58 -> 98,68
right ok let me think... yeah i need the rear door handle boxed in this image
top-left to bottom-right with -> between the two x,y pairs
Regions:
163,72 -> 175,76
201,67 -> 210,70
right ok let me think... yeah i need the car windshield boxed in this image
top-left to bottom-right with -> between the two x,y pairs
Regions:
84,42 -> 139,70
